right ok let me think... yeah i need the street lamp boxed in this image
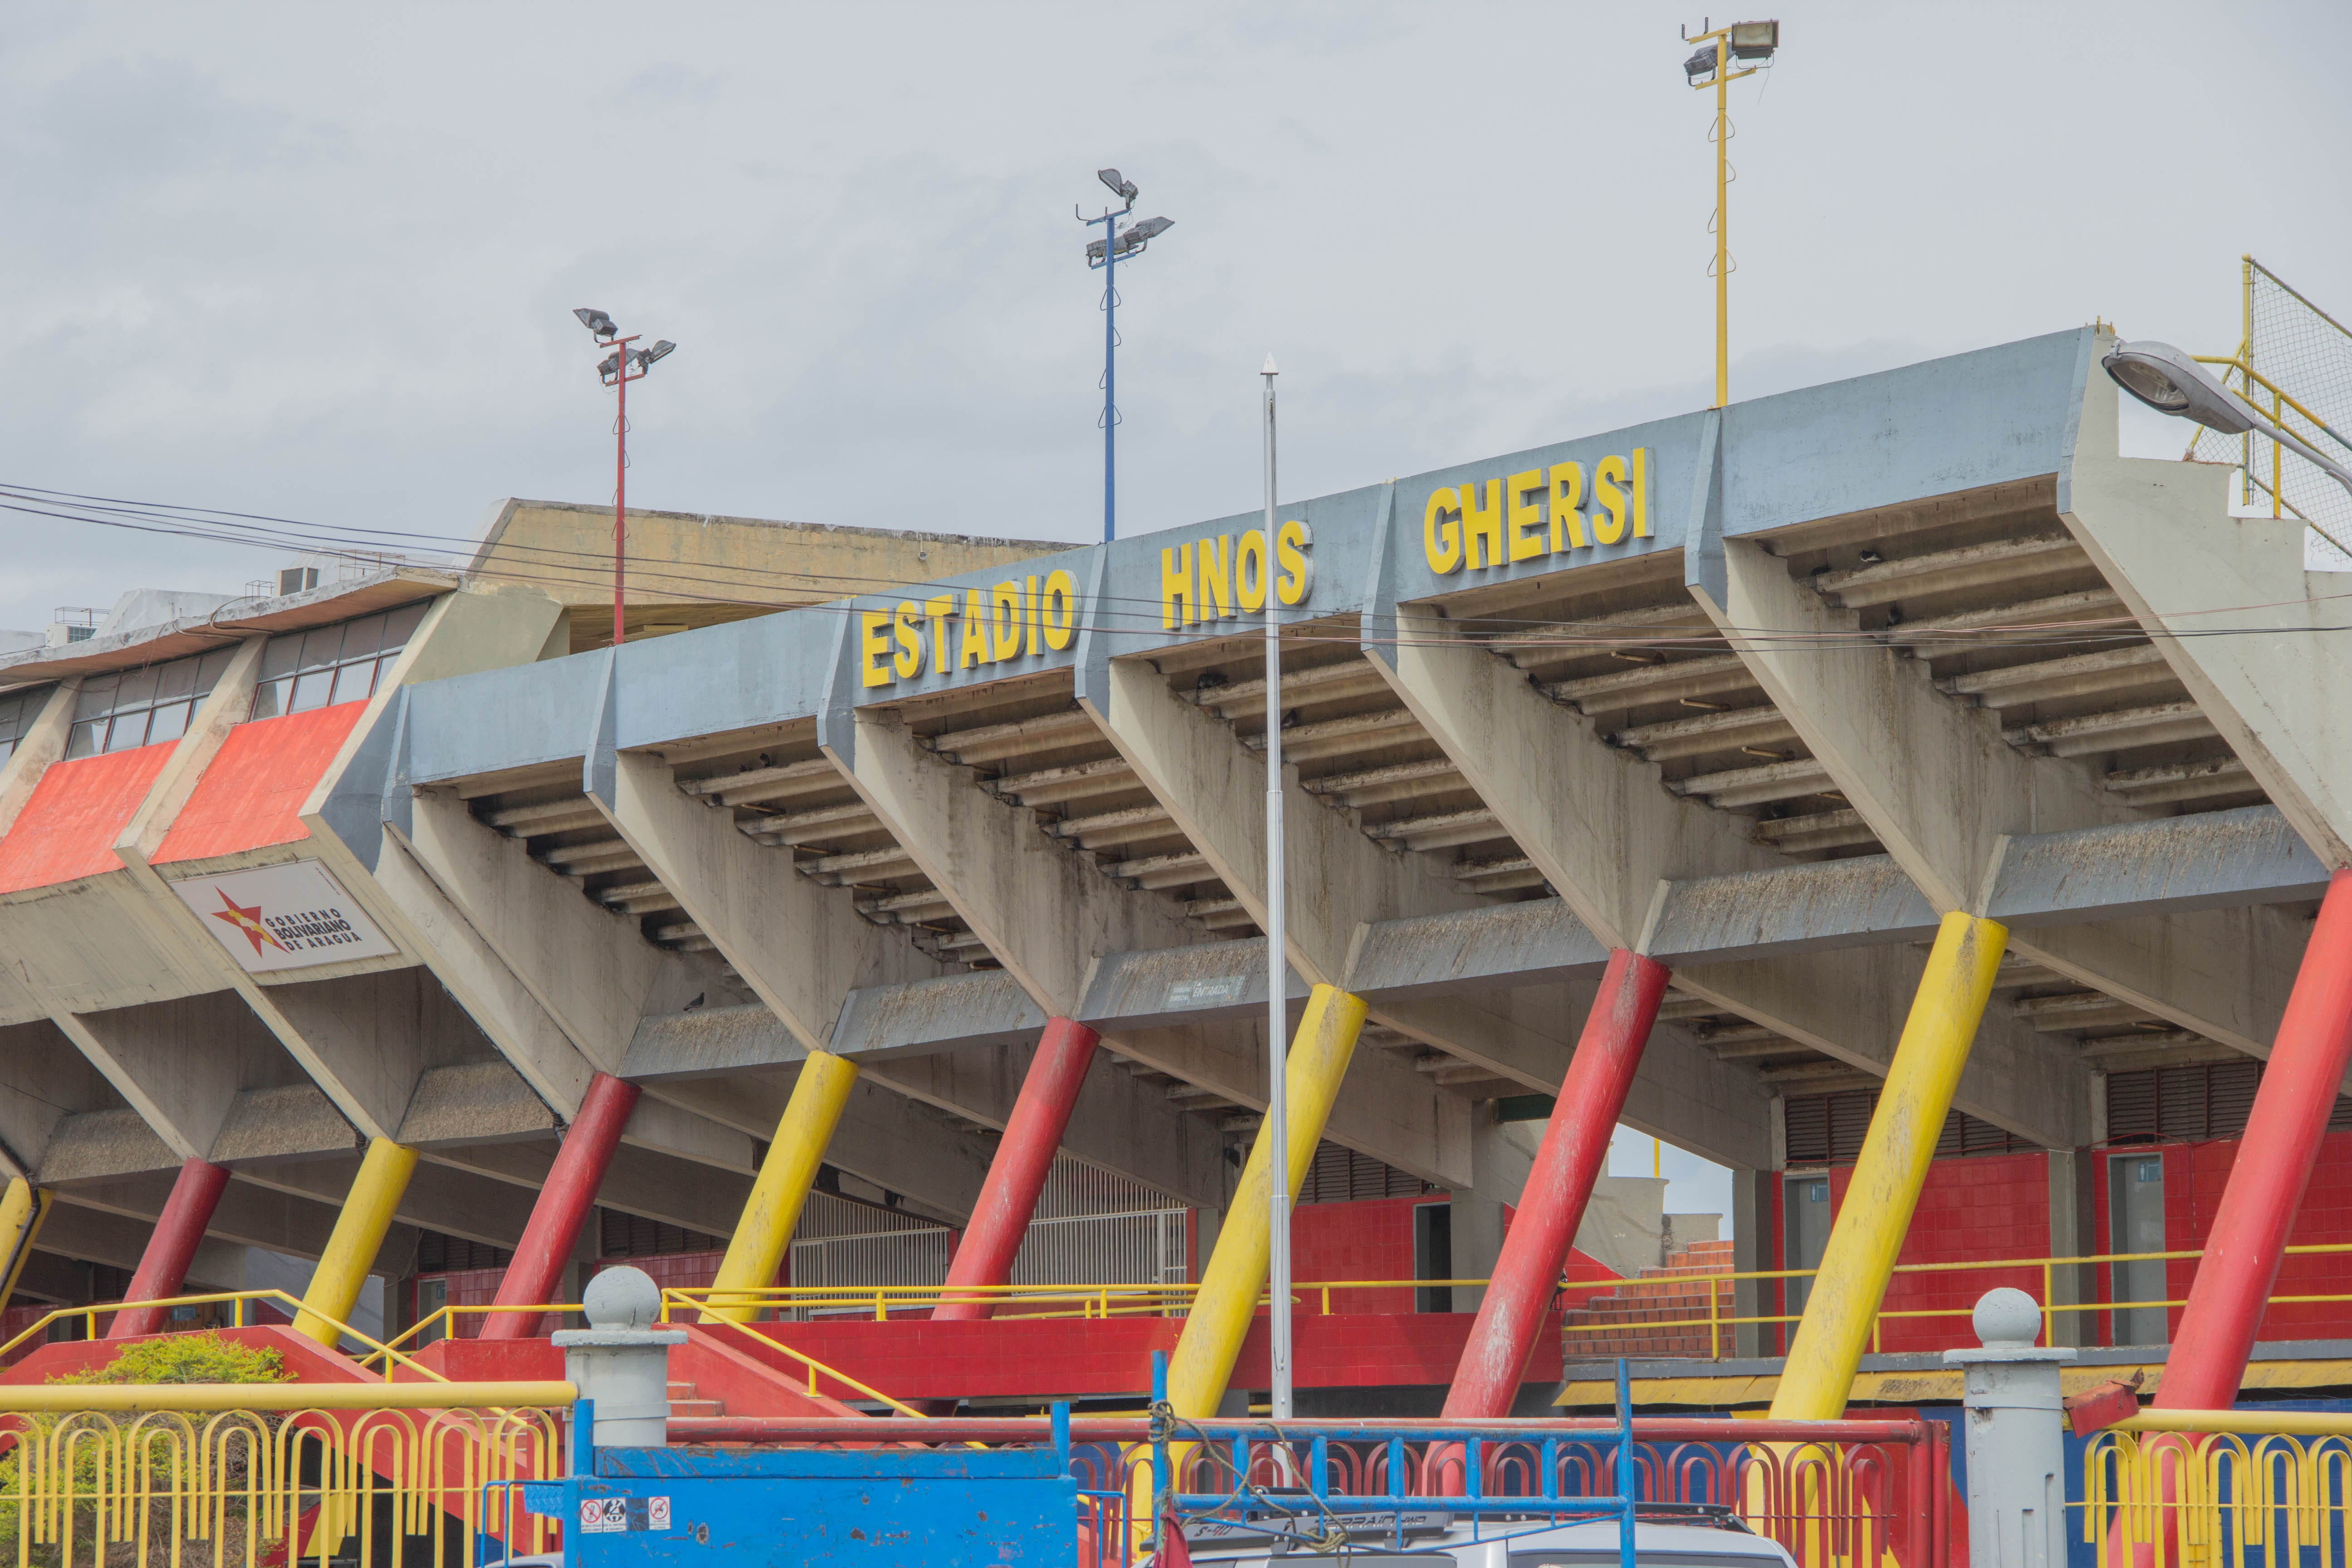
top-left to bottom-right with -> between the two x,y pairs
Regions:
2104,339 -> 2352,557
572,308 -> 679,648
1079,169 -> 1176,542
1680,18 -> 1780,408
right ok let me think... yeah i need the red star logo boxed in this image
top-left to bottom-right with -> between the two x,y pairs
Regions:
210,890 -> 289,958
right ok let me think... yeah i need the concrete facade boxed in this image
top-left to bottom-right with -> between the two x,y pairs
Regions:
4,326 -> 2346,1388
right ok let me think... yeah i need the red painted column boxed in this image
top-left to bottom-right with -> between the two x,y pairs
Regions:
2155,867 -> 2352,1409
2100,870 -> 2352,1568
109,1157 -> 233,1339
1441,950 -> 1671,1418
933,1017 -> 1101,1323
480,1072 -> 642,1339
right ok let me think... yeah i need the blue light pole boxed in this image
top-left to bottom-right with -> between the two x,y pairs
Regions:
1080,169 -> 1173,543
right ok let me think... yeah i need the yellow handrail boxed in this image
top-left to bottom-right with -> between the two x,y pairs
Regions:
363,1301 -> 577,1369
0,1289 -> 455,1383
41,1238 -> 2352,1374
0,1380 -> 574,1412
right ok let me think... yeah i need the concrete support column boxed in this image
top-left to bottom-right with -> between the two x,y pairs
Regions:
2046,1149 -> 2092,1350
1443,950 -> 1668,1419
294,1138 -> 419,1348
0,1177 -> 54,1314
1769,912 -> 2007,1419
705,1051 -> 859,1324
1450,1115 -> 1539,1319
108,1157 -> 232,1339
1731,1167 -> 1771,1360
481,1071 -> 641,1339
2156,868 -> 2352,1411
935,1017 -> 1099,1323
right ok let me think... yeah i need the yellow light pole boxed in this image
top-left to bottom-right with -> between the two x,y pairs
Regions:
1682,20 -> 1780,408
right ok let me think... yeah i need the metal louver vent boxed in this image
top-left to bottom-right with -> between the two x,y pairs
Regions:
1783,1089 -> 2029,1165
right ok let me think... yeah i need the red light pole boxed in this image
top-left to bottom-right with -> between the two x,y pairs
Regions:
573,309 -> 676,648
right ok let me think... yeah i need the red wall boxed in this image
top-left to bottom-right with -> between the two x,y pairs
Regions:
1815,1152 -> 2051,1353
1289,1196 -> 1432,1314
0,745 -> 176,894
2088,1131 -> 2352,1344
153,702 -> 368,864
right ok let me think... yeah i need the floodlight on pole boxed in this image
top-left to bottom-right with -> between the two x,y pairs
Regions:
1078,171 -> 1176,543
1680,18 -> 1781,407
573,307 -> 680,648
2105,338 -> 2352,560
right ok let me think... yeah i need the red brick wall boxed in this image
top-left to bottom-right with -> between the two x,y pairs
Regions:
1290,1196 -> 1430,1314
2087,1131 -> 2352,1344
1819,1152 -> 2050,1353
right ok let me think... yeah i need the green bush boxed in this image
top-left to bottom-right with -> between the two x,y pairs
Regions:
49,1332 -> 289,1387
0,1334 -> 291,1562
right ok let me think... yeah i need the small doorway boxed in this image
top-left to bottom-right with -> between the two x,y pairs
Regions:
2107,1153 -> 2168,1346
1782,1175 -> 1833,1349
1413,1202 -> 1454,1313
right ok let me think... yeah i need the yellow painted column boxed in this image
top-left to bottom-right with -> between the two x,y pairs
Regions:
294,1138 -> 419,1347
705,1050 -> 859,1323
1131,985 -> 1367,1535
1769,911 -> 2007,1419
0,1178 -> 54,1313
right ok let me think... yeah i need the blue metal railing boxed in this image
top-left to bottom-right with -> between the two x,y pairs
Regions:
1147,1354 -> 1639,1568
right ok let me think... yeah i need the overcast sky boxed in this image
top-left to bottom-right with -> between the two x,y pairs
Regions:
5,1 -> 2347,634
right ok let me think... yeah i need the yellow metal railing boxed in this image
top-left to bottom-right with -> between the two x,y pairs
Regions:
0,1402 -> 567,1568
0,1291 -> 455,1386
637,1240 -> 2352,1362
2082,1415 -> 2352,1568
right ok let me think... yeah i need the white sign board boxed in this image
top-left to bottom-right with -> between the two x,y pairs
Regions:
171,859 -> 401,974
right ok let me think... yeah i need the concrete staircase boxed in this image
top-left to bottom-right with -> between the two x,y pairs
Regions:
1558,1237 -> 1737,1360
667,1378 -> 723,1420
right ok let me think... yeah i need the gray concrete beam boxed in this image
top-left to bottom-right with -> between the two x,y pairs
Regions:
828,713 -> 1204,1017
425,1137 -> 755,1240
370,829 -> 597,1114
0,1018 -> 117,1179
1695,536 -> 2113,913
42,1084 -> 361,1185
1369,985 -> 1773,1171
1697,523 -> 2313,1063
1076,657 -> 1481,982
61,1171 -> 412,1264
1675,942 -> 2092,1149
588,745 -> 942,1052
1363,604 -> 1777,948
399,788 -> 718,1078
2058,380 -> 2352,869
1105,1014 -> 1475,1189
31,1200 -> 248,1290
637,1070 -> 992,1228
864,1037 -> 1227,1211
54,990 -> 310,1163
235,1155 -> 535,1251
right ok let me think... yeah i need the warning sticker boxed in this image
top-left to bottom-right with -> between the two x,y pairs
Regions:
578,1496 -> 671,1534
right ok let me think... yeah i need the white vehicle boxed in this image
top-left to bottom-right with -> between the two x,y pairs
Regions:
1181,1511 -> 1802,1568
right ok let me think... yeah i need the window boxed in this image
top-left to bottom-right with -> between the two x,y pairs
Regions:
0,686 -> 51,768
64,649 -> 237,758
248,602 -> 428,721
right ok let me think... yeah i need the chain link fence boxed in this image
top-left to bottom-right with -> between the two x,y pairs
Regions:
2183,257 -> 2352,568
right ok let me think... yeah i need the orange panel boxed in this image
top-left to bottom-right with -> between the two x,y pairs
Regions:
0,745 -> 176,896
153,701 -> 368,866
